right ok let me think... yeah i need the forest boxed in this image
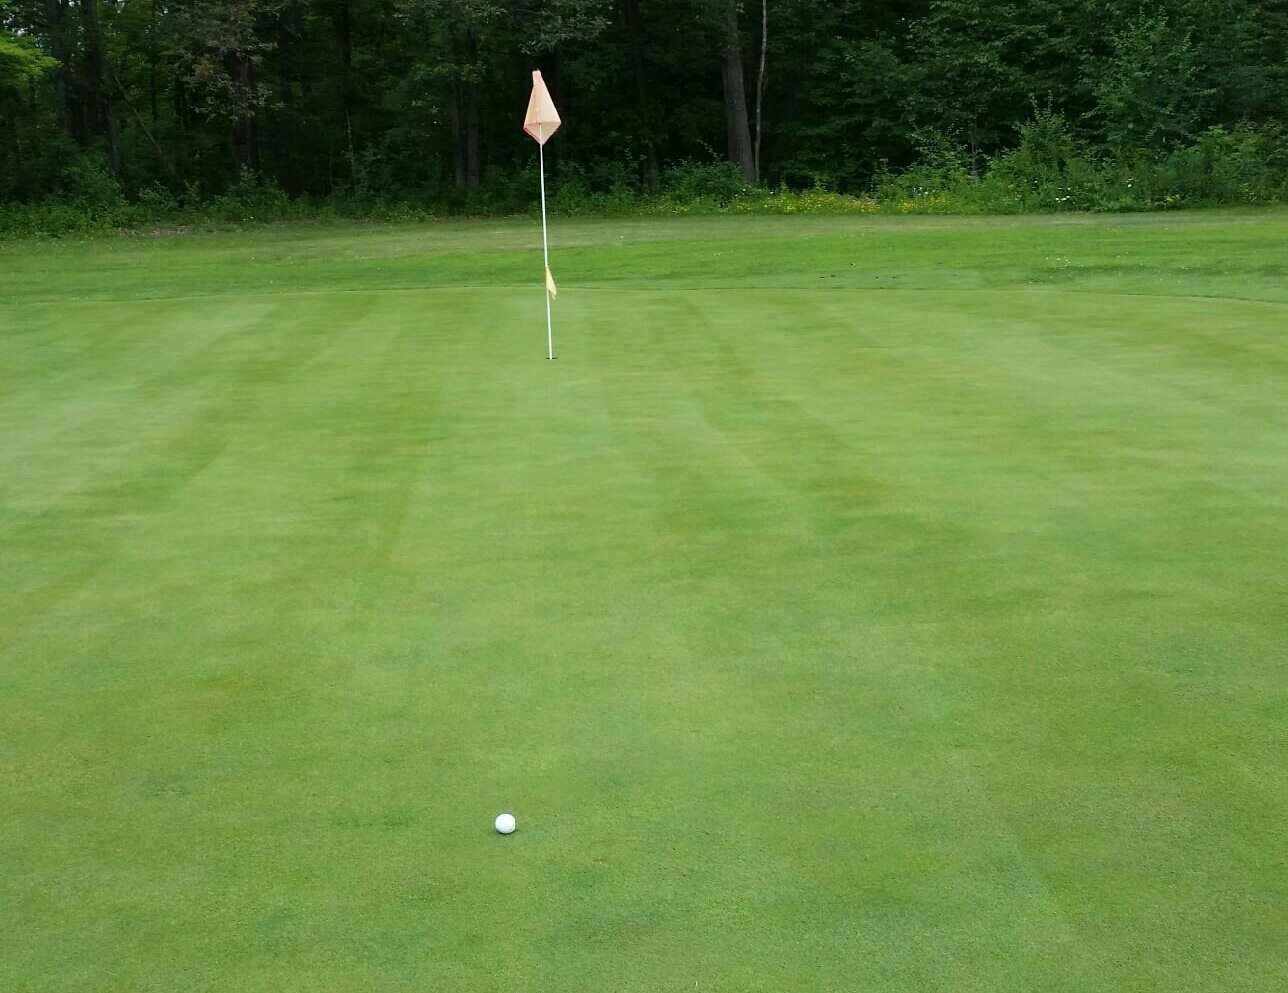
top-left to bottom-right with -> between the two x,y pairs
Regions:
2,0 -> 1287,221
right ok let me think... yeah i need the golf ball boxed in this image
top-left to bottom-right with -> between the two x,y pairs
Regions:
495,813 -> 516,835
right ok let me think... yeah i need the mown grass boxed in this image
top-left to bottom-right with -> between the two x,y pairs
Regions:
2,210 -> 1286,992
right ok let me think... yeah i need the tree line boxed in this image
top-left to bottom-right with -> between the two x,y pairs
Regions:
1,0 -> 1286,207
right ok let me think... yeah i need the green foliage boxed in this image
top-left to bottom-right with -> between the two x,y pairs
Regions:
546,160 -> 636,215
777,29 -> 910,189
206,168 -> 293,222
1139,123 -> 1288,207
869,129 -> 971,213
1091,15 -> 1205,151
63,154 -> 124,207
660,161 -> 753,204
867,115 -> 1288,215
0,1 -> 54,90
905,0 -> 1040,160
0,32 -> 54,89
978,110 -> 1106,211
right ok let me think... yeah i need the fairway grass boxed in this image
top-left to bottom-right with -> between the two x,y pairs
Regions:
2,212 -> 1286,992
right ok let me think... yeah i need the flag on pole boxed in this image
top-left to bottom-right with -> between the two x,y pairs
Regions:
524,70 -> 561,359
524,70 -> 561,146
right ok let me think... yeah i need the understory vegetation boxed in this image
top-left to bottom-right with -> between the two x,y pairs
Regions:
3,115 -> 1286,237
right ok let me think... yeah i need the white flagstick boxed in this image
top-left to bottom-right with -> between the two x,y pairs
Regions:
539,135 -> 554,360
524,70 -> 560,358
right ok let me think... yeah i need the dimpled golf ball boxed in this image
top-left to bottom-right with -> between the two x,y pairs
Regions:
495,813 -> 516,835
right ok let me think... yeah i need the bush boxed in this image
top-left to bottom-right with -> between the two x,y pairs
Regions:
1150,124 -> 1288,206
205,169 -> 294,223
0,153 -> 138,236
982,111 -> 1093,211
62,154 -> 124,209
866,115 -> 1287,215
661,161 -> 754,205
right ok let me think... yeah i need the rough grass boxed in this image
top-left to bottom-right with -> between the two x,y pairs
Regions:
2,211 -> 1287,992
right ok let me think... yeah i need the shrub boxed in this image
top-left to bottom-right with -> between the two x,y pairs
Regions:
661,161 -> 754,205
1151,124 -> 1288,205
205,170 -> 294,224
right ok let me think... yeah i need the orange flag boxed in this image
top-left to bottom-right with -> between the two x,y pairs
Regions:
523,70 -> 561,146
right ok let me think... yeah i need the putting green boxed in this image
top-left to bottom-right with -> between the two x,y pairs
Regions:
2,212 -> 1286,992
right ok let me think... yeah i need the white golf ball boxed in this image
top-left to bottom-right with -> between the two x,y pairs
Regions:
494,813 -> 516,835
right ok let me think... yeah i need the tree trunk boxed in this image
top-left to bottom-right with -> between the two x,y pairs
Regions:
335,0 -> 356,179
113,67 -> 175,179
173,69 -> 188,134
465,82 -> 480,188
464,28 -> 480,189
449,79 -> 465,187
720,0 -> 756,183
43,0 -> 68,132
276,9 -> 293,186
754,0 -> 767,183
623,0 -> 659,192
80,0 -> 121,175
149,0 -> 159,123
768,81 -> 798,176
231,53 -> 259,171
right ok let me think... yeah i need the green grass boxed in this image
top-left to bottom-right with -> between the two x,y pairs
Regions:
2,211 -> 1286,992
